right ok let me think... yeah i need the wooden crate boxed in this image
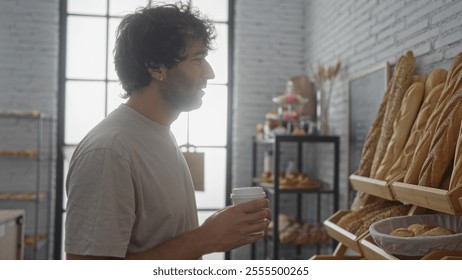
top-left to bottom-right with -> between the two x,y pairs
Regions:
349,175 -> 395,200
323,210 -> 364,255
392,182 -> 462,215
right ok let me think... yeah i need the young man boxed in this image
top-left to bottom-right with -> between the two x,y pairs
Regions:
65,3 -> 270,260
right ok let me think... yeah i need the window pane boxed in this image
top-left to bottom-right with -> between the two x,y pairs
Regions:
189,85 -> 227,146
109,0 -> 149,16
171,112 -> 188,147
108,18 -> 122,81
65,81 -> 106,144
208,23 -> 228,84
107,81 -> 126,114
192,0 -> 228,22
68,0 -> 107,15
67,16 -> 107,80
194,147 -> 226,208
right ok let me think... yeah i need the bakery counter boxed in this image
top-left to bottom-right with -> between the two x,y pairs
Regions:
391,182 -> 462,215
349,175 -> 395,200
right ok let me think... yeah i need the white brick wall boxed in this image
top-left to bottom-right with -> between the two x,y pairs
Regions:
0,0 -> 59,259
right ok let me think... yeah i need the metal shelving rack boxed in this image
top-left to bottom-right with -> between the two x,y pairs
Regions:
251,134 -> 340,259
0,111 -> 54,259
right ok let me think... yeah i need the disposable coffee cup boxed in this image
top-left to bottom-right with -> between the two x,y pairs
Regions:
230,187 -> 266,205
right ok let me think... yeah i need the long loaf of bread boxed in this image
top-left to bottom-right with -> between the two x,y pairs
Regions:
386,68 -> 448,181
375,82 -> 424,180
404,53 -> 462,184
449,123 -> 462,190
386,83 -> 445,181
418,88 -> 462,188
337,200 -> 396,229
354,204 -> 411,236
370,51 -> 415,178
356,52 -> 415,177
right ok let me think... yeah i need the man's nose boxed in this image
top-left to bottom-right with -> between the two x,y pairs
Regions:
205,60 -> 215,80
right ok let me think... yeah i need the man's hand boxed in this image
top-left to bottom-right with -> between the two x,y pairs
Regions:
199,198 -> 271,253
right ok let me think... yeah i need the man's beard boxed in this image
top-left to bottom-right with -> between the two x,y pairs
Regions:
160,76 -> 203,112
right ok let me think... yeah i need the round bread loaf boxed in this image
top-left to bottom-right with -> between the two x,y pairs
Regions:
407,224 -> 434,236
390,228 -> 414,237
420,226 -> 455,236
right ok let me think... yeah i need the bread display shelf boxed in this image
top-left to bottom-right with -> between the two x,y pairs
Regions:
391,182 -> 462,215
359,234 -> 399,260
0,192 -> 46,201
0,150 -> 38,158
323,210 -> 364,254
258,180 -> 323,191
349,174 -> 395,200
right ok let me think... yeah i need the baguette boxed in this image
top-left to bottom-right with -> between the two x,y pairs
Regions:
386,83 -> 445,180
418,88 -> 462,188
356,52 -> 415,177
346,204 -> 399,234
355,204 -> 411,236
404,53 -> 462,184
375,82 -> 424,180
337,200 -> 396,229
424,68 -> 447,98
449,123 -> 462,190
370,51 -> 415,178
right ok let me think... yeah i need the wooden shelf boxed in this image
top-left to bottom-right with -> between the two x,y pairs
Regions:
349,174 -> 395,200
391,182 -> 462,215
323,210 -> 364,255
359,234 -> 399,260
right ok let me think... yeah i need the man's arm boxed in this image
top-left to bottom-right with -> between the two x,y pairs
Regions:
66,198 -> 270,260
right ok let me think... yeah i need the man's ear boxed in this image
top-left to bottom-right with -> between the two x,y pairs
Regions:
148,65 -> 167,82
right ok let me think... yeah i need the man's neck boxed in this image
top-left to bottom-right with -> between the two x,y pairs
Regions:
125,85 -> 179,127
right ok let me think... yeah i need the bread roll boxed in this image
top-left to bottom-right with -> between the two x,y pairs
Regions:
375,82 -> 424,180
387,83 -> 445,180
370,51 -> 415,178
420,226 -> 454,236
404,53 -> 462,184
408,224 -> 433,236
390,228 -> 414,237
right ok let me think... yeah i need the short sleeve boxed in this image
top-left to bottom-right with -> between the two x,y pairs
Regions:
65,148 -> 136,258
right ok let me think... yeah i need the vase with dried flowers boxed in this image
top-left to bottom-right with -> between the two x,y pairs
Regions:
309,61 -> 341,135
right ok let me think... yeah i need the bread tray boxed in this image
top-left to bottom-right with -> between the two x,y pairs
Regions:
349,174 -> 395,200
323,210 -> 364,254
391,182 -> 462,215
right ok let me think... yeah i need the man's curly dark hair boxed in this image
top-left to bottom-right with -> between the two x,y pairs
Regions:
114,2 -> 216,97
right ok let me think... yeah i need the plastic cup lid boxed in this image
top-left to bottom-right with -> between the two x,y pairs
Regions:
231,187 -> 265,198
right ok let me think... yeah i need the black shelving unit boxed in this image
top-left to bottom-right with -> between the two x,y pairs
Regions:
251,135 -> 340,259
0,111 -> 54,259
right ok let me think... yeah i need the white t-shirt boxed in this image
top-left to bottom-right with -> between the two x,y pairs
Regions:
65,104 -> 198,258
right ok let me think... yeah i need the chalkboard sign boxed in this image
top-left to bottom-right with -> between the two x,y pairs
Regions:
347,63 -> 390,204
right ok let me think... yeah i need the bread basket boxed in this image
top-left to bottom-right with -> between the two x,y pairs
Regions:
369,214 -> 462,256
